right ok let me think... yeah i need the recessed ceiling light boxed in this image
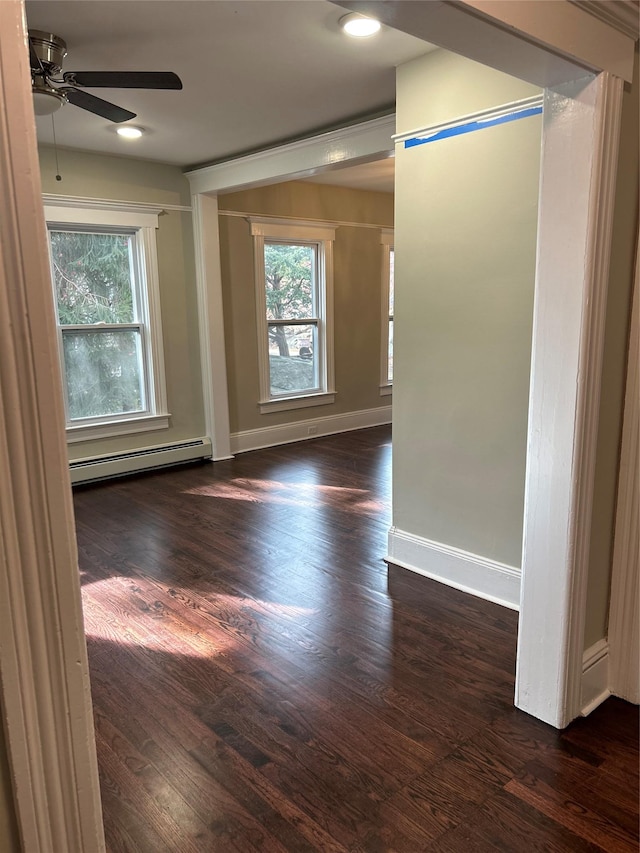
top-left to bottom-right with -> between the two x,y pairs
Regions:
116,125 -> 144,139
339,12 -> 381,38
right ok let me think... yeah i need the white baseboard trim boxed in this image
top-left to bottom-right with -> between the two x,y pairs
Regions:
69,436 -> 213,484
230,405 -> 392,454
387,526 -> 521,610
581,639 -> 611,716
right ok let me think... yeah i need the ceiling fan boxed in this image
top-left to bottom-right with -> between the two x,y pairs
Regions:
28,30 -> 182,122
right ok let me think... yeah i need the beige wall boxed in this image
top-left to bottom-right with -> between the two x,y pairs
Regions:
38,146 -> 205,459
393,50 -> 541,568
584,48 -> 639,648
218,181 -> 393,433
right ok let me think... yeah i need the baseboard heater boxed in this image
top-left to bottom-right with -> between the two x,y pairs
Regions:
69,437 -> 213,485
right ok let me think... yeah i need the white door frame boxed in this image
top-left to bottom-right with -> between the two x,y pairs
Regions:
0,0 -> 635,850
0,1 -> 104,850
608,233 -> 640,704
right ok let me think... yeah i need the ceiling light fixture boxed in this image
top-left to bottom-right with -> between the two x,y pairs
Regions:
116,125 -> 144,139
339,12 -> 381,38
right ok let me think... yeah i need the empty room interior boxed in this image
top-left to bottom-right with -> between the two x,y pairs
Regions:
0,1 -> 638,851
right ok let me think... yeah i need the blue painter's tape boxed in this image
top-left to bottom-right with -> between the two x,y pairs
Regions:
404,106 -> 543,149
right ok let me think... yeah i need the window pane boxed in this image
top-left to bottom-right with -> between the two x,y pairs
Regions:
62,330 -> 145,420
50,230 -> 135,325
264,243 -> 315,320
388,318 -> 394,382
268,323 -> 318,395
389,248 -> 395,314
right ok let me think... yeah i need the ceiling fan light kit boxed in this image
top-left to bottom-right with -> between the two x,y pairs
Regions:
28,28 -> 182,124
32,81 -> 67,115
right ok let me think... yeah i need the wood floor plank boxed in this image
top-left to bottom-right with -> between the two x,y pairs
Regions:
73,426 -> 639,852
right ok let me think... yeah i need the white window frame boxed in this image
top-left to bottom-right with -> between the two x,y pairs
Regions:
44,201 -> 170,442
250,217 -> 336,414
380,229 -> 394,395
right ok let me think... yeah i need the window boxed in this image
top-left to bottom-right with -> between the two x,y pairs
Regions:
380,229 -> 394,394
250,218 -> 336,413
44,202 -> 169,441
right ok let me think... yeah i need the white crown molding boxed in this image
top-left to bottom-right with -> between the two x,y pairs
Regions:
219,208 -> 391,231
387,528 -> 521,611
185,114 -> 396,195
393,95 -> 544,145
42,193 -> 191,212
42,193 -> 191,214
569,1 -> 640,41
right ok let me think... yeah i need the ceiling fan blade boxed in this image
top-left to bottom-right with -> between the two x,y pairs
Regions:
61,87 -> 136,123
63,71 -> 182,90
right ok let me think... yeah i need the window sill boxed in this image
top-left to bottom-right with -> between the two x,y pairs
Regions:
66,413 -> 171,444
379,384 -> 393,397
258,392 -> 336,415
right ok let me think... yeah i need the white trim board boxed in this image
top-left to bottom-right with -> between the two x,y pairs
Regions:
581,639 -> 611,716
393,95 -> 544,145
231,406 -> 391,454
387,528 -> 521,611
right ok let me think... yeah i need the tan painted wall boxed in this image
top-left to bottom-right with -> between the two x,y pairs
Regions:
393,50 -> 541,568
218,181 -> 394,433
584,48 -> 640,648
38,146 -> 205,459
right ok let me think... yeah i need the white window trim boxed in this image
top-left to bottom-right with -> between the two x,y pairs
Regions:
380,228 -> 394,396
44,201 -> 170,440
249,217 -> 336,414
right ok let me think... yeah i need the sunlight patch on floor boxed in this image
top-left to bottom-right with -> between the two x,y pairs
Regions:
182,477 -> 385,515
82,576 -> 316,657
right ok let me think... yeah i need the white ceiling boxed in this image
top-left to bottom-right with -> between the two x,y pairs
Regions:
25,0 -> 433,176
303,154 -> 395,193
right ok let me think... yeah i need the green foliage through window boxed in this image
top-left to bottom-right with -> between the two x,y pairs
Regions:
63,331 -> 144,420
49,229 -> 147,422
50,230 -> 135,325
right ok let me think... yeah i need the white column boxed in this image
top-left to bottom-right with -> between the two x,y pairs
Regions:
192,191 -> 233,459
516,71 -> 624,727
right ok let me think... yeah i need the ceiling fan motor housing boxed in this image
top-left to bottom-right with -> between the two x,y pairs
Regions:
29,30 -> 67,75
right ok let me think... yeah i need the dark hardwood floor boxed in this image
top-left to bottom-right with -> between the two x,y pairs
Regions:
73,426 -> 639,852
